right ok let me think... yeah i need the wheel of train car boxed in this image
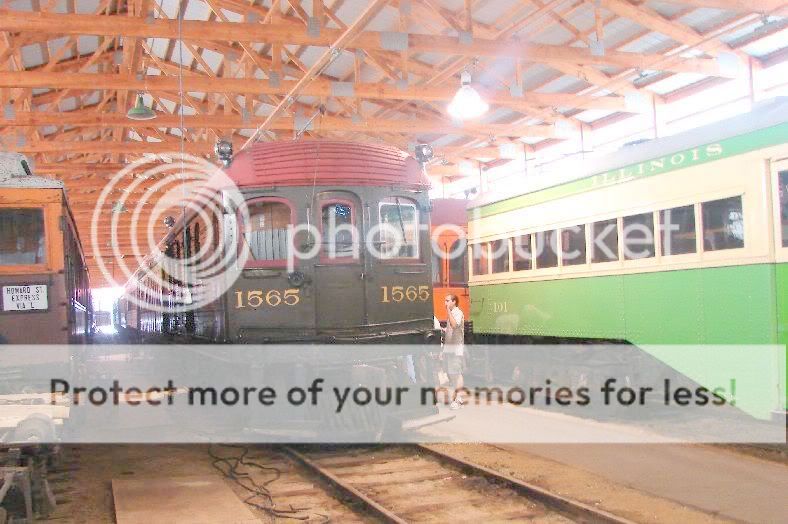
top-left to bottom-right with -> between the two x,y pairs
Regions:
12,414 -> 56,443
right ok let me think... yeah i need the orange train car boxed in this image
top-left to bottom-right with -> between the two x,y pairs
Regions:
0,153 -> 91,345
430,198 -> 470,323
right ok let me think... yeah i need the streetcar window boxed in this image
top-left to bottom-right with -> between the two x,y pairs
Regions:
512,234 -> 532,271
322,202 -> 356,258
379,199 -> 419,258
471,243 -> 488,275
432,250 -> 443,286
490,239 -> 510,273
702,196 -> 744,251
448,238 -> 467,285
534,230 -> 558,269
561,225 -> 586,266
779,171 -> 787,248
246,200 -> 291,262
0,208 -> 45,265
193,222 -> 201,254
660,205 -> 696,255
591,219 -> 619,263
623,213 -> 655,260
184,226 -> 192,258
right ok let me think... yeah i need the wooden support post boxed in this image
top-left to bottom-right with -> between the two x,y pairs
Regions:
465,0 -> 472,35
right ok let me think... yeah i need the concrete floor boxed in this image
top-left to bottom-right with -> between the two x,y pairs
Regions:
422,403 -> 788,523
504,443 -> 788,523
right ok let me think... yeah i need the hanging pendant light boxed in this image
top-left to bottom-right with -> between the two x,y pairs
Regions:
126,92 -> 156,121
447,71 -> 488,120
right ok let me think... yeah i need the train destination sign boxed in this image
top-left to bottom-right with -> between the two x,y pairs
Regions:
2,284 -> 48,311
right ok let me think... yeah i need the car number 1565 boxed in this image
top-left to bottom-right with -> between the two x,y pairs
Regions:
380,285 -> 430,303
235,289 -> 301,308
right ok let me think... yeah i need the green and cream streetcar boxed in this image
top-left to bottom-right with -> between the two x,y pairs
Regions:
467,97 -> 787,416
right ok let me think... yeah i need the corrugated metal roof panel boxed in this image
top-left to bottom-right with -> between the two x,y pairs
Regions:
646,1 -> 690,18
21,44 -> 44,68
601,17 -> 646,48
678,7 -> 738,33
538,75 -> 587,94
562,3 -> 595,33
646,72 -> 705,94
574,109 -> 616,123
740,30 -> 788,57
619,32 -> 673,54
532,24 -> 575,45
471,0 -> 524,26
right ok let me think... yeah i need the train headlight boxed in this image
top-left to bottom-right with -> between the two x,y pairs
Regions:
215,140 -> 234,167
414,144 -> 434,164
287,271 -> 307,288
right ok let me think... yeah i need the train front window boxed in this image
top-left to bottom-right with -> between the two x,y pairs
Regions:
702,196 -> 744,251
322,202 -> 356,258
0,208 -> 45,265
448,238 -> 467,285
245,200 -> 291,262
661,205 -> 696,255
379,199 -> 419,258
432,250 -> 443,285
779,171 -> 787,248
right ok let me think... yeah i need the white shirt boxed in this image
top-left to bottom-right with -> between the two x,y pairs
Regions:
443,307 -> 465,356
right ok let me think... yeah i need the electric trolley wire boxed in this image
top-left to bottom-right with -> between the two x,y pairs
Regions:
176,0 -> 190,309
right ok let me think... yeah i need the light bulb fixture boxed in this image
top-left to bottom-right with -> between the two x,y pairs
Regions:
215,139 -> 234,167
414,144 -> 434,164
126,92 -> 156,121
447,71 -> 488,120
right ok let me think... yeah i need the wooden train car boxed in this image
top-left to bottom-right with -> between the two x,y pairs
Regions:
466,97 -> 788,415
0,153 -> 92,345
119,140 -> 438,344
430,198 -> 470,322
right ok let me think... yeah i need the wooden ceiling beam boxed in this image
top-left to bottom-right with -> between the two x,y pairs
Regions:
0,71 -> 630,112
650,0 -> 784,10
15,140 -> 216,154
17,138 -> 508,163
600,0 -> 742,60
4,109 -> 557,137
0,10 -> 725,74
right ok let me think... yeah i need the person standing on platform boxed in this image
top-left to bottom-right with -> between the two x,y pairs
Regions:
443,294 -> 465,410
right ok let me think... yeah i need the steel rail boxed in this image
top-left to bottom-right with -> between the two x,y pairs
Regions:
416,444 -> 636,524
281,446 -> 407,524
284,444 -> 636,524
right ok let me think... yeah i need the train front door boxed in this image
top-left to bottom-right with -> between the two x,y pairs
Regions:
314,193 -> 366,331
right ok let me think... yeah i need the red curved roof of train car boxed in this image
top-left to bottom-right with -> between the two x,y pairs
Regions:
223,140 -> 429,189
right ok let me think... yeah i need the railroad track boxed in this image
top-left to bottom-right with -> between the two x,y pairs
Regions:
282,444 -> 634,524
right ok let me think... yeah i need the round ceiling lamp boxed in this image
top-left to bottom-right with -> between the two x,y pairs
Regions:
447,71 -> 489,120
126,92 -> 157,121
